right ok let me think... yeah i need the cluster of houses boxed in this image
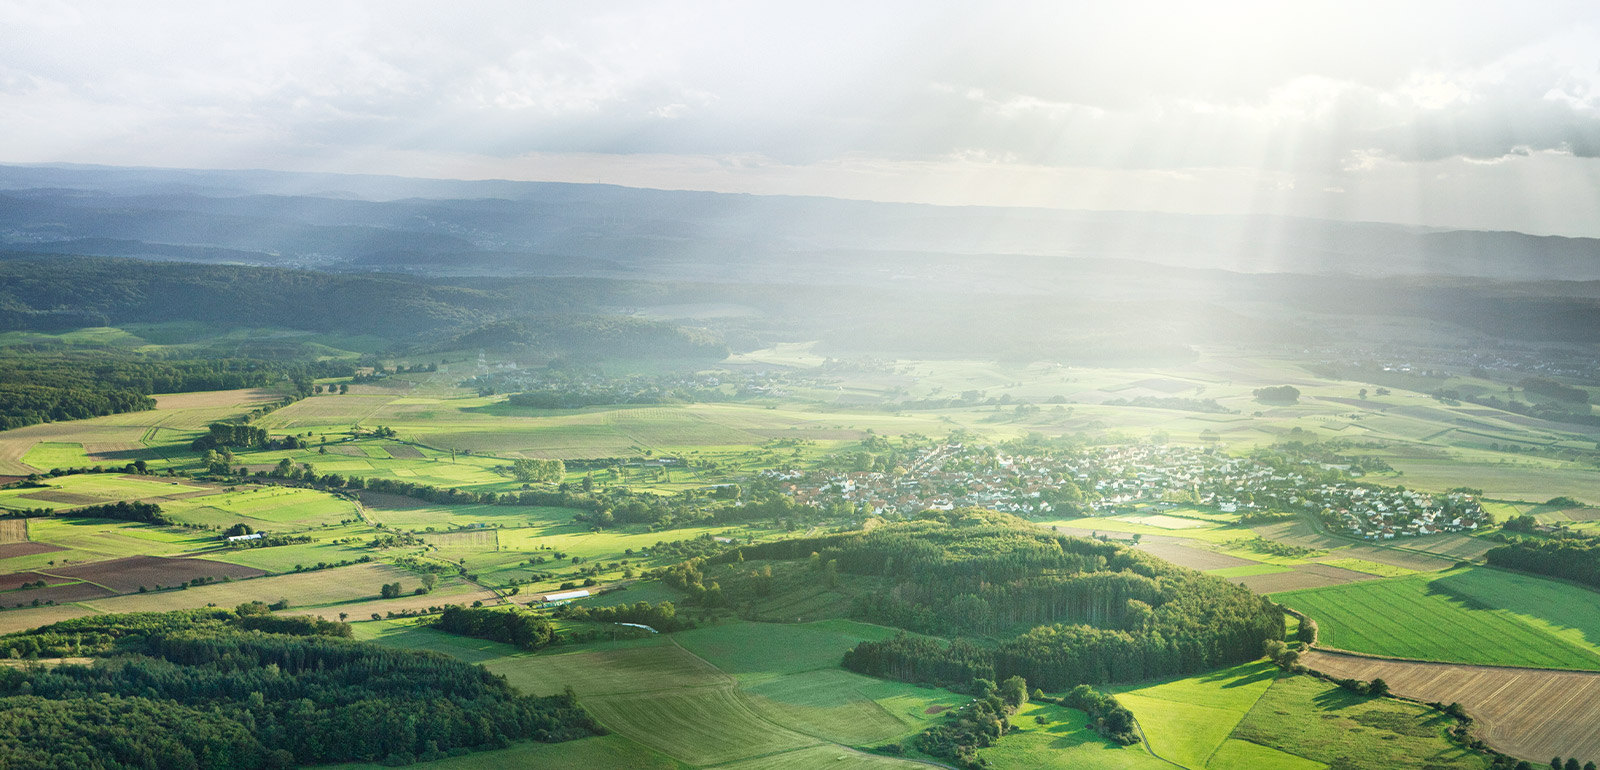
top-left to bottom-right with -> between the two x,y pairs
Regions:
464,368 -> 809,402
1306,485 -> 1487,539
762,442 -> 1488,539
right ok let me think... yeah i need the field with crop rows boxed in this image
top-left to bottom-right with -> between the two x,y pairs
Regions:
1278,567 -> 1600,669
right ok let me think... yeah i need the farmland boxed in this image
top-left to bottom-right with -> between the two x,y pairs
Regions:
1,345 -> 1600,767
1229,673 -> 1487,769
1302,650 -> 1600,764
1277,567 -> 1600,669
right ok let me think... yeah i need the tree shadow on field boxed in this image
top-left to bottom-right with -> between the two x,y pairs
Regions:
1426,567 -> 1600,653
1310,686 -> 1364,711
1198,660 -> 1279,689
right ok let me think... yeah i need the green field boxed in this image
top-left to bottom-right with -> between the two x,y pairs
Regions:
674,619 -> 904,678
1112,660 -> 1282,769
1277,567 -> 1600,669
978,701 -> 1170,770
20,442 -> 93,470
1229,674 -> 1487,769
362,620 -> 974,769
583,687 -> 821,766
0,473 -> 208,512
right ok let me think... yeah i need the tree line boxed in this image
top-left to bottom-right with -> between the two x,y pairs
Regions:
434,606 -> 555,650
1486,536 -> 1600,588
0,499 -> 167,524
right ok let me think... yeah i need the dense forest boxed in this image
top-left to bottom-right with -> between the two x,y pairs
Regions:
714,509 -> 1282,690
0,607 -> 599,769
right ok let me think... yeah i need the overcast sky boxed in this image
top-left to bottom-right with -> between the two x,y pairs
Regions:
3,1 -> 1600,236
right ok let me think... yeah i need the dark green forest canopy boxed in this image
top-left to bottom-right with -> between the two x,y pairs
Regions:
717,509 -> 1282,691
0,608 -> 599,769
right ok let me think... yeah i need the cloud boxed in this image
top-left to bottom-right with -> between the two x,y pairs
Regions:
2,0 -> 1600,234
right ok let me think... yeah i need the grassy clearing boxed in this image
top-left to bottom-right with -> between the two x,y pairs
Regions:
1111,660 -> 1279,770
1277,567 -> 1600,669
21,442 -> 93,470
674,620 -> 902,679
485,639 -> 730,697
977,701 -> 1169,770
1230,675 -> 1487,769
351,617 -> 525,664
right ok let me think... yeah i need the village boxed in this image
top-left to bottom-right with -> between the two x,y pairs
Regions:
762,442 -> 1491,539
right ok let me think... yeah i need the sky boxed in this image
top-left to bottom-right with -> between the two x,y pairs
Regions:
3,0 -> 1600,236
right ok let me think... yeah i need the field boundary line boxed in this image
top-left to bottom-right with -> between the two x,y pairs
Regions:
1304,646 -> 1600,675
1124,710 -> 1189,769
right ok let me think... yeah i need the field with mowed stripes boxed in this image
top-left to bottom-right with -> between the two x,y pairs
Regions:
1278,567 -> 1600,669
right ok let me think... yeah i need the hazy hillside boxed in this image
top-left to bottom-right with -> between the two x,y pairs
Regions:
2,164 -> 1597,282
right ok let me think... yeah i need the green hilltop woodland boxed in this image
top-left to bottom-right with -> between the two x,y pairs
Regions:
0,607 -> 599,769
695,509 -> 1282,690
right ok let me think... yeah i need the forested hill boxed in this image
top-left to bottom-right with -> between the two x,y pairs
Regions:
705,509 -> 1283,690
0,254 -> 730,359
0,607 -> 600,768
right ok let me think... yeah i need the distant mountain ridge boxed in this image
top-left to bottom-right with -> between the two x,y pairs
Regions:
0,163 -> 1596,282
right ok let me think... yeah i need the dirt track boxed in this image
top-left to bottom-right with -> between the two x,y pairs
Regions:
1303,649 -> 1600,762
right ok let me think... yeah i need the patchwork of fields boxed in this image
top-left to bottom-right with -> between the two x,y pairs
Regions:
0,351 -> 1597,767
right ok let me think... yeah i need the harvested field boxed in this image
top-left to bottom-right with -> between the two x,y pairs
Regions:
1234,570 -> 1340,593
151,388 -> 280,411
0,520 -> 25,544
44,555 -> 266,593
0,571 -> 71,591
1136,542 -> 1255,570
0,581 -> 115,607
0,542 -> 62,559
79,562 -> 415,615
285,579 -> 500,623
385,444 -> 424,459
0,604 -> 97,634
1303,650 -> 1600,763
17,490 -> 104,506
422,530 -> 498,549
